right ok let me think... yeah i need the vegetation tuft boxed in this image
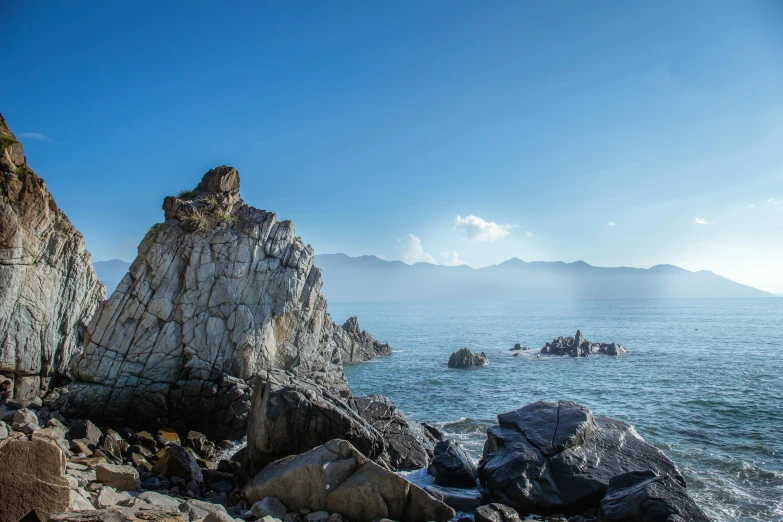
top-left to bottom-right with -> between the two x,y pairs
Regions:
0,134 -> 16,150
177,189 -> 198,199
181,209 -> 211,234
146,222 -> 164,239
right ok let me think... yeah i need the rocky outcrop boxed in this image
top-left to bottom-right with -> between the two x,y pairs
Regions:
349,394 -> 436,471
332,316 -> 392,363
478,400 -> 683,515
62,166 -> 388,440
448,348 -> 489,369
599,470 -> 710,522
428,439 -> 478,487
242,439 -> 455,522
541,330 -> 627,357
50,508 -> 188,522
0,114 -> 105,400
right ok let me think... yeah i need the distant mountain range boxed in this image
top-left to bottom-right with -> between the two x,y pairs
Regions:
314,254 -> 774,302
92,255 -> 774,301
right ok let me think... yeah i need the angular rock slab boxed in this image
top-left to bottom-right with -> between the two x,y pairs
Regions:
478,400 -> 684,515
0,435 -> 71,522
243,439 -> 455,522
0,114 -> 105,400
428,439 -> 478,487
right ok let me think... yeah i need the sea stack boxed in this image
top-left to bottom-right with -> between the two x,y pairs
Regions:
62,166 -> 387,439
0,114 -> 105,400
448,348 -> 489,369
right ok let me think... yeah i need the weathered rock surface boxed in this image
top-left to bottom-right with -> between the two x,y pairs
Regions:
50,507 -> 188,522
151,444 -> 203,484
541,330 -> 627,357
478,401 -> 683,515
428,439 -> 478,487
96,463 -> 141,491
243,439 -> 455,522
448,348 -> 489,369
244,369 -> 386,475
332,316 -> 392,363
599,470 -> 710,522
0,435 -> 71,522
349,394 -> 436,471
0,114 -> 105,400
474,503 -> 522,522
62,166 -> 389,440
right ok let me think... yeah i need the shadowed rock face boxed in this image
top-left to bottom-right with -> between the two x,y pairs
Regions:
61,166 -> 363,439
478,400 -> 684,516
333,316 -> 392,363
0,114 -> 105,400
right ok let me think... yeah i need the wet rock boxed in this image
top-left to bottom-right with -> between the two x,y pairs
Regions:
243,439 -> 454,522
428,440 -> 478,487
448,348 -> 489,369
152,444 -> 204,484
478,401 -> 683,515
599,470 -> 710,522
541,331 -> 627,357
475,504 -> 522,522
95,463 -> 140,491
421,423 -> 445,441
424,484 -> 484,513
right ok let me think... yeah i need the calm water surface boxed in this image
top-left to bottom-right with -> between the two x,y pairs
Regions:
330,299 -> 783,522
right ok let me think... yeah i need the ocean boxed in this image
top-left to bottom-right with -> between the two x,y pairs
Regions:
329,298 -> 783,522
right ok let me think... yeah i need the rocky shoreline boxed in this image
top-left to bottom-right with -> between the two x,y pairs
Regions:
0,114 -> 709,522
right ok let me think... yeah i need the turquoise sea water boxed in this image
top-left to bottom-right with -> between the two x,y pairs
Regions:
330,299 -> 783,522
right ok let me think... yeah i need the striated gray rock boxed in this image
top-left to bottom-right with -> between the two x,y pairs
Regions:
478,400 -> 683,516
448,348 -> 489,369
243,439 -> 455,522
474,504 -> 522,522
332,316 -> 392,363
349,394 -> 436,471
61,166 -> 388,440
541,330 -> 627,357
0,114 -> 105,400
599,470 -> 710,522
428,439 -> 478,487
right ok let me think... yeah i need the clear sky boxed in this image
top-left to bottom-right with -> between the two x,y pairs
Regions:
2,1 -> 782,292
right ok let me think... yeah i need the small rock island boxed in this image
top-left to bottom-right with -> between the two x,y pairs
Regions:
541,330 -> 628,357
448,348 -> 489,369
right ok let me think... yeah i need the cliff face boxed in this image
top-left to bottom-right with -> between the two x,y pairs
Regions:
64,166 -> 366,439
0,114 -> 105,400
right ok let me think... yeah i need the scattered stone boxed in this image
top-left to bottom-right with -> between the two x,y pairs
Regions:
12,408 -> 38,425
158,429 -> 181,446
541,330 -> 627,357
141,476 -> 163,490
475,503 -> 522,522
251,497 -> 288,519
428,440 -> 478,487
178,499 -> 229,521
70,420 -> 103,446
50,507 -> 188,522
448,348 -> 489,369
304,512 -> 329,522
202,513 -> 235,522
70,488 -> 97,511
152,444 -> 204,484
136,491 -> 183,510
96,463 -> 141,491
95,486 -> 134,508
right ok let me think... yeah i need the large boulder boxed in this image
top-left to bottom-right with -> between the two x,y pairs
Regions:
349,394 -> 436,470
0,113 -> 105,400
244,369 -> 386,475
428,439 -> 478,487
95,463 -> 140,491
599,470 -> 710,522
61,166 -> 388,440
0,435 -> 71,522
448,348 -> 489,369
478,401 -> 684,515
541,330 -> 627,357
332,316 -> 392,363
151,444 -> 203,483
243,439 -> 455,522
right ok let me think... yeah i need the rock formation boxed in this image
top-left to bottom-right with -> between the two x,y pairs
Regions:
541,330 -> 627,357
478,400 -> 688,515
448,348 -> 489,369
0,114 -> 105,400
62,166 -> 389,439
332,316 -> 392,363
242,439 -> 455,522
428,439 -> 478,487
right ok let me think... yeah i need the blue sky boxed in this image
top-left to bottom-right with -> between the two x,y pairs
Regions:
2,1 -> 783,292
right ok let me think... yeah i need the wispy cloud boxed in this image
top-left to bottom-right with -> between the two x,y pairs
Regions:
18,132 -> 57,143
768,198 -> 781,205
695,217 -> 712,225
748,204 -> 755,207
439,250 -> 465,266
606,221 -> 616,227
396,234 -> 436,264
525,231 -> 534,237
454,214 -> 513,242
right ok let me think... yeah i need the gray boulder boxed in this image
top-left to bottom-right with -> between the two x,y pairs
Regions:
0,114 -> 105,401
541,330 -> 628,357
448,348 -> 489,369
478,401 -> 684,515
474,503 -> 522,522
599,470 -> 710,522
332,316 -> 392,363
428,439 -> 478,487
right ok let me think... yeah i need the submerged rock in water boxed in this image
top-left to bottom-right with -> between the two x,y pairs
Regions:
61,166 -> 388,440
448,348 -> 489,369
0,113 -> 105,401
428,439 -> 478,488
333,316 -> 392,363
478,400 -> 684,515
541,330 -> 627,357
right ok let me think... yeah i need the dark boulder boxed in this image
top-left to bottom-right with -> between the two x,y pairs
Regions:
350,394 -> 436,470
541,330 -> 627,357
422,422 -> 445,441
428,440 -> 478,487
478,401 -> 683,515
475,503 -> 522,522
151,444 -> 203,484
510,343 -> 527,351
599,470 -> 710,522
448,348 -> 489,369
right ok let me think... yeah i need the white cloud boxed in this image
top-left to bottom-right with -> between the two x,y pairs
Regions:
453,214 -> 513,242
606,222 -> 616,227
748,204 -> 755,207
396,234 -> 436,264
525,231 -> 534,237
439,250 -> 465,266
695,217 -> 712,225
18,132 -> 56,143
768,198 -> 781,205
